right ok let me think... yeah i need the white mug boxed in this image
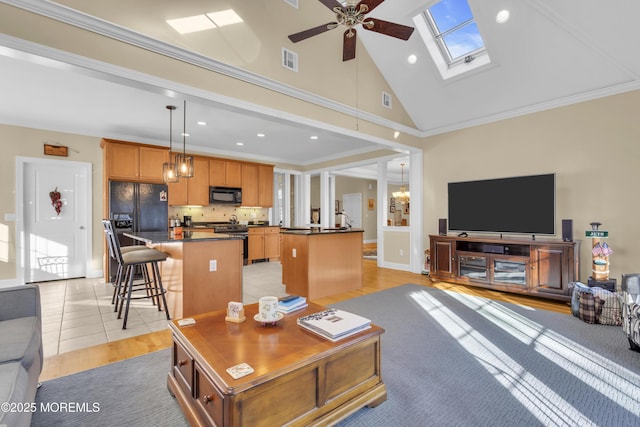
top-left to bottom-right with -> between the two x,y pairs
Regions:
258,296 -> 279,321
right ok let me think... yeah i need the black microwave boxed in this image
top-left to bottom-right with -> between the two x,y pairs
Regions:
209,186 -> 242,205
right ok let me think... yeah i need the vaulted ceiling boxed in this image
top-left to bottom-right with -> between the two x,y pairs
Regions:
1,0 -> 639,177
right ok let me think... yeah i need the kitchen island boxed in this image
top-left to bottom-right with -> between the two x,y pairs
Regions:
280,228 -> 364,300
124,231 -> 243,319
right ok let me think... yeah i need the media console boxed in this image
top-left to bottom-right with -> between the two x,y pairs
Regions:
429,235 -> 580,301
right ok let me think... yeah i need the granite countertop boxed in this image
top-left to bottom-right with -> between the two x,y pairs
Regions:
279,227 -> 364,235
124,231 -> 244,244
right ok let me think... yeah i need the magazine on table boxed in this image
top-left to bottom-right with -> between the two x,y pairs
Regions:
297,308 -> 371,341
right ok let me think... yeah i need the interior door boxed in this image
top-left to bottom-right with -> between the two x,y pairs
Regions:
23,158 -> 89,282
342,193 -> 362,228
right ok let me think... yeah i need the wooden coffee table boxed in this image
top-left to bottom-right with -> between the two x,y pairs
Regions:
167,302 -> 386,426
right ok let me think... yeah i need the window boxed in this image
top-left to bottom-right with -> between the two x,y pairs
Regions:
415,0 -> 490,79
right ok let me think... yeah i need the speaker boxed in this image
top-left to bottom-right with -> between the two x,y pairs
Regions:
562,219 -> 573,242
438,218 -> 447,236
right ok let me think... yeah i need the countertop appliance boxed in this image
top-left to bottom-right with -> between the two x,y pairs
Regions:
210,186 -> 242,205
183,215 -> 192,227
109,181 -> 168,281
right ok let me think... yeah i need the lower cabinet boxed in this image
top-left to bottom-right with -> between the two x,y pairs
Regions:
429,235 -> 579,301
248,227 -> 280,263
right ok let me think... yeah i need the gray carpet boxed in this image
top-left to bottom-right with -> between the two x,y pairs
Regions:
32,284 -> 639,426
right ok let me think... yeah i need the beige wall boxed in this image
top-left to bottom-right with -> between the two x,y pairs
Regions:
383,230 -> 410,265
423,89 -> 640,283
0,125 -> 103,281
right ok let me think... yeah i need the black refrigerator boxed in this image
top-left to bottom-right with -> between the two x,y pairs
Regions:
108,181 -> 168,281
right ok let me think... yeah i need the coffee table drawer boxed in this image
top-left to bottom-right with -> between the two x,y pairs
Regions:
173,340 -> 193,396
195,362 -> 225,426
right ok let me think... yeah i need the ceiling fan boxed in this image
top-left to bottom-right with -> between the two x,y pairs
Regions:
288,0 -> 415,61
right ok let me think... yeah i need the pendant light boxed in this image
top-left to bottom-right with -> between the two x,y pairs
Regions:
392,163 -> 410,204
175,100 -> 194,178
162,105 -> 179,183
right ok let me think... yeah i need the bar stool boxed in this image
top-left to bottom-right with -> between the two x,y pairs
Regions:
102,220 -> 153,307
102,219 -> 170,329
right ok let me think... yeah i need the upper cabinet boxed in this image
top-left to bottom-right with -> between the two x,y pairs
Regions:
209,159 -> 242,187
102,139 -> 168,183
168,156 -> 210,206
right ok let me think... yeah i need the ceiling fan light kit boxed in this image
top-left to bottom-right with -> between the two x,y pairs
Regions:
288,0 -> 415,61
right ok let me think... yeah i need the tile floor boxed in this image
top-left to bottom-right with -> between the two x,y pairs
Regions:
37,262 -> 287,358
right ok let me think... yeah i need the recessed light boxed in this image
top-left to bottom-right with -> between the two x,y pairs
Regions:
181,132 -> 190,137
310,136 -> 318,140
496,10 -> 510,24
407,54 -> 417,64
197,121 -> 207,126
257,133 -> 265,137
236,142 -> 244,146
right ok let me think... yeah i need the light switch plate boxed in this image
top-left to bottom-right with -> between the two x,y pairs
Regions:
209,260 -> 217,271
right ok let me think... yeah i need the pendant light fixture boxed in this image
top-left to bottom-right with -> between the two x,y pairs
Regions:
176,100 -> 194,178
162,105 -> 179,183
392,163 -> 410,204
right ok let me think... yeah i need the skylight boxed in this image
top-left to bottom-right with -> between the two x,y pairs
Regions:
167,9 -> 243,35
414,0 -> 490,79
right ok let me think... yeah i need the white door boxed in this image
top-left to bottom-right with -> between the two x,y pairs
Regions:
21,158 -> 90,282
342,193 -> 362,228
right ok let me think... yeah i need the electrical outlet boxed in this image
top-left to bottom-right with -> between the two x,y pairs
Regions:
400,249 -> 404,256
209,260 -> 217,272
292,248 -> 297,258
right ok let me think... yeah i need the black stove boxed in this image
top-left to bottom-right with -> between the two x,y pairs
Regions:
211,224 -> 248,233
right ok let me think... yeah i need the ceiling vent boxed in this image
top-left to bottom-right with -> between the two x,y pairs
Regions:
382,92 -> 392,109
282,0 -> 298,8
282,48 -> 298,72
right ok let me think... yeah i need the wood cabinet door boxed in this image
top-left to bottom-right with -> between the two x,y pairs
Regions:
108,143 -> 139,179
187,157 -> 210,206
530,246 -> 568,295
257,164 -> 274,207
225,161 -> 242,187
264,228 -> 280,259
432,238 -> 455,277
241,163 -> 259,206
139,146 -> 168,182
248,230 -> 264,261
168,178 -> 188,206
208,159 -> 226,186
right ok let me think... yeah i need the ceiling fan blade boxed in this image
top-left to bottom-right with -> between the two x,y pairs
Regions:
318,0 -> 344,11
362,18 -> 415,40
356,0 -> 386,14
343,29 -> 357,61
288,22 -> 338,43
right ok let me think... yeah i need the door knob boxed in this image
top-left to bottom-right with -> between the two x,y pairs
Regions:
80,226 -> 86,230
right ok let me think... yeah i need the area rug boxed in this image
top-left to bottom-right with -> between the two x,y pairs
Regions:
32,284 -> 639,426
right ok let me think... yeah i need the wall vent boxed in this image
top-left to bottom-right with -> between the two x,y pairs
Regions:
283,0 -> 298,8
282,48 -> 298,72
382,91 -> 392,108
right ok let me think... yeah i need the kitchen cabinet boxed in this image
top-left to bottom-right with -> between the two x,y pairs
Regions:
241,163 -> 274,207
209,158 -> 242,187
168,156 -> 210,206
102,139 -> 168,182
248,226 -> 280,263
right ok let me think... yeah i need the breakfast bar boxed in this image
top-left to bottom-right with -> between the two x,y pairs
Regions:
280,228 -> 364,300
124,231 -> 244,319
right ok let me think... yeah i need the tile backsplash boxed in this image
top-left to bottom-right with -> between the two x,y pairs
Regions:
169,205 -> 269,225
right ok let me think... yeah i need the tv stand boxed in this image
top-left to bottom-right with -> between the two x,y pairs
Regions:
429,235 -> 579,301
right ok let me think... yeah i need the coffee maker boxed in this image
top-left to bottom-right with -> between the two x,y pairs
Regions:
183,215 -> 192,227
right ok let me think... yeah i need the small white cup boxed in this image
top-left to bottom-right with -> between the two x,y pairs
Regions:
258,296 -> 279,321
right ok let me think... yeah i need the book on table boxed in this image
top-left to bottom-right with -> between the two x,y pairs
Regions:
278,295 -> 308,313
296,308 -> 371,341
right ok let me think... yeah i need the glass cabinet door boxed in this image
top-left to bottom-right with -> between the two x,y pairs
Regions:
458,255 -> 488,281
492,257 -> 527,286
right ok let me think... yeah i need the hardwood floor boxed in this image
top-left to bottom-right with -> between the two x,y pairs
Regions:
39,258 -> 570,381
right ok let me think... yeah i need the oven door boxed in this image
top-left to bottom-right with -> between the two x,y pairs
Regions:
224,232 -> 248,265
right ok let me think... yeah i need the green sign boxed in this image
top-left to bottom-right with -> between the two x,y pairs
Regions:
585,230 -> 608,238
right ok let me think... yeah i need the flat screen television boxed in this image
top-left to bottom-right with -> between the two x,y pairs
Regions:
448,173 -> 555,235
